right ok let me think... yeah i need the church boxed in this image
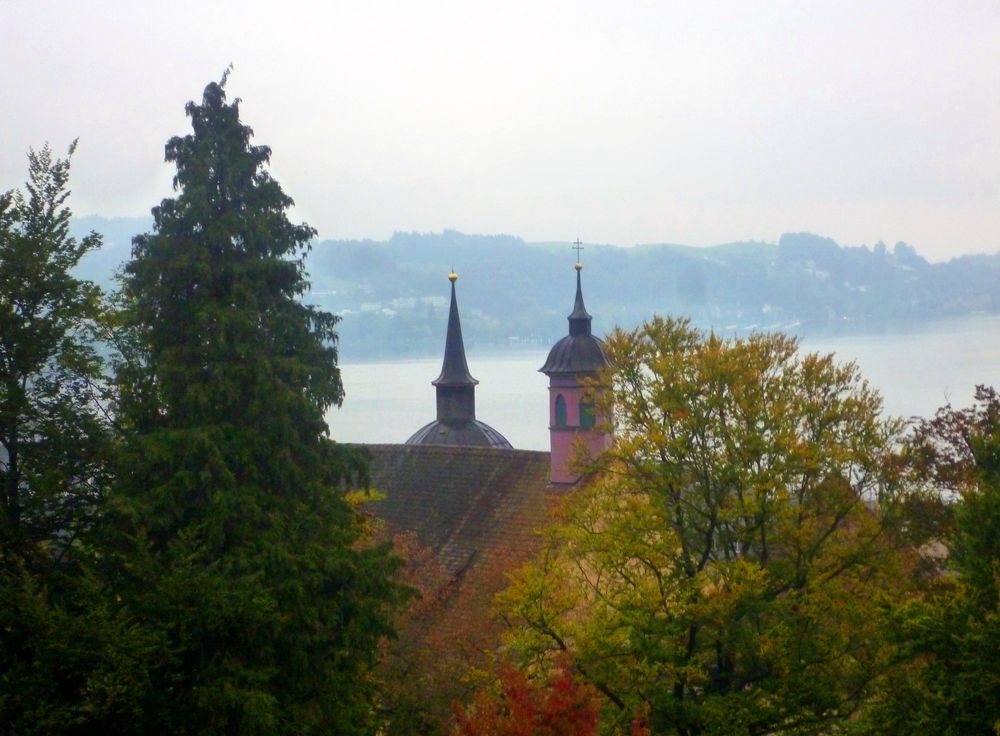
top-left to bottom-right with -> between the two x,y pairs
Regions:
366,259 -> 610,570
360,258 -> 610,720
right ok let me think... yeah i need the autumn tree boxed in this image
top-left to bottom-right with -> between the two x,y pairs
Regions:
377,531 -> 459,736
452,658 -> 601,736
860,386 -> 1000,735
101,75 -> 405,735
378,529 -> 539,735
501,316 -> 913,735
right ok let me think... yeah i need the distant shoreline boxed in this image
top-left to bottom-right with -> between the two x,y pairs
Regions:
339,312 -> 1000,365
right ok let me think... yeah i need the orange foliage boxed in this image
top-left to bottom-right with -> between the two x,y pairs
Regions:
452,659 -> 600,736
380,532 -> 535,733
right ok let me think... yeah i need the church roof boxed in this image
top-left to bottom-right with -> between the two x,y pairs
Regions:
405,418 -> 512,449
359,443 -> 558,724
539,333 -> 610,375
540,265 -> 610,375
362,444 -> 553,575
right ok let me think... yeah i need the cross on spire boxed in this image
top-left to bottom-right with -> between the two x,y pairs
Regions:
572,238 -> 584,265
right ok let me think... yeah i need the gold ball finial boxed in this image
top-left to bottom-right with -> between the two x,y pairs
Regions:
448,270 -> 458,283
575,262 -> 583,271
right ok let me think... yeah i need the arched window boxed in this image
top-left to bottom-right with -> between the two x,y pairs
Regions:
580,397 -> 596,428
554,394 -> 567,427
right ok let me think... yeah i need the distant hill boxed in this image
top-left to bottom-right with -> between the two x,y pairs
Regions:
70,219 -> 1000,360
306,231 -> 1000,359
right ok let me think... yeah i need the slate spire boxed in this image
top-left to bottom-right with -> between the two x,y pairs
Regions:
405,271 -> 511,447
540,260 -> 608,376
433,271 -> 479,387
568,263 -> 593,337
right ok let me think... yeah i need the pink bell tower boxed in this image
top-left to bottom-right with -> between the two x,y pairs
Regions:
539,253 -> 611,485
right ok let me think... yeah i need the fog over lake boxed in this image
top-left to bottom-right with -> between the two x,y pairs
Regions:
328,314 -> 1000,452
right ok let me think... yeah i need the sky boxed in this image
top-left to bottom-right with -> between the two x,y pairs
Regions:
2,0 -> 998,261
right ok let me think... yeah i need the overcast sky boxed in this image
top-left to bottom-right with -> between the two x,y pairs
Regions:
2,1 -> 998,260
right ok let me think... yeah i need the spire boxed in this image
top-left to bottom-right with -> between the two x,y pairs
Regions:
568,263 -> 592,336
406,270 -> 511,444
433,271 -> 478,387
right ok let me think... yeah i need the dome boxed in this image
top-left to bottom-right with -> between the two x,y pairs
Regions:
540,333 -> 609,375
406,419 -> 512,449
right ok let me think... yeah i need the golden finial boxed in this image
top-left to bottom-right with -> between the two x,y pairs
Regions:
575,262 -> 583,271
448,269 -> 458,283
573,238 -> 584,270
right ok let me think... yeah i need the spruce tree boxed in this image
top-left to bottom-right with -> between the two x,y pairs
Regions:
106,75 -> 404,735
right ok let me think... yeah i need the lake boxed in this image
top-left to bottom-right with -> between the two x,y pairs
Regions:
327,314 -> 1000,451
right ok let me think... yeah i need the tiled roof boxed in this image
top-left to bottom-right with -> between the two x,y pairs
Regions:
359,444 -> 560,725
362,444 -> 552,576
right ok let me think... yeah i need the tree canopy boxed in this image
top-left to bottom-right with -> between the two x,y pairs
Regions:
859,386 -> 1000,735
501,316 -> 914,735
0,142 -> 109,556
0,142 -> 151,735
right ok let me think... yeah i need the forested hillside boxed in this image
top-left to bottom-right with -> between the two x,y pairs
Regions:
73,223 -> 1000,359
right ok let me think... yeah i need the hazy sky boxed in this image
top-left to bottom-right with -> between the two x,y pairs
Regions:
2,0 -> 998,260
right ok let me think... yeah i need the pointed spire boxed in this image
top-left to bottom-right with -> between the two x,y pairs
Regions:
433,271 -> 478,387
568,263 -> 592,336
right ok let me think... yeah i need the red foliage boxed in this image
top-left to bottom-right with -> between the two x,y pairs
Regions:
453,659 -> 600,736
629,706 -> 651,736
910,385 -> 1000,495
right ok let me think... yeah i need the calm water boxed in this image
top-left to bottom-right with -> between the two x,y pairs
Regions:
327,315 -> 1000,452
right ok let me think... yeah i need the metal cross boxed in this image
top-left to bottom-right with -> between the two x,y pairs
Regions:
573,238 -> 584,264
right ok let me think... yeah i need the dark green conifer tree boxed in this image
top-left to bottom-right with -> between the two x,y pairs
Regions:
105,74 -> 405,735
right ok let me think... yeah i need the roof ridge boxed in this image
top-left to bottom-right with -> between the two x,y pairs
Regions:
359,443 -> 549,459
